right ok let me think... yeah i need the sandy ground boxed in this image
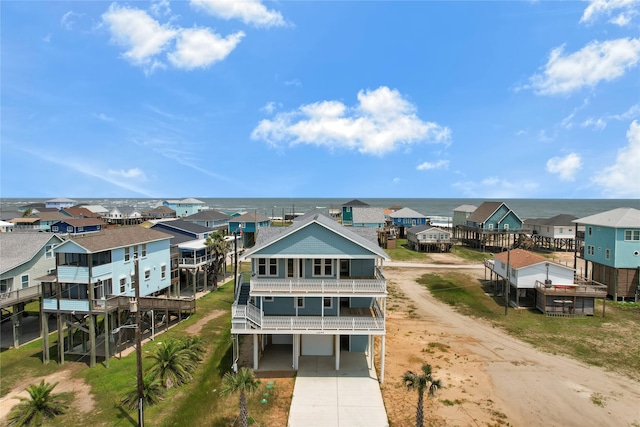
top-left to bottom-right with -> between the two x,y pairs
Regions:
381,258 -> 640,427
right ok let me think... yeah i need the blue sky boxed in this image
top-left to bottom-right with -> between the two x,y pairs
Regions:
2,0 -> 639,199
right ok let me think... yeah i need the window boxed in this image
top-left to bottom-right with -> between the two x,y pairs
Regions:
257,259 -> 277,276
52,226 -> 59,232
487,224 -> 494,230
587,245 -> 595,256
67,226 -> 73,232
161,264 -> 166,279
313,259 -> 333,276
504,224 -> 509,230
45,244 -> 55,259
21,275 -> 29,289
559,228 -> 563,234
605,249 -> 610,260
144,269 -> 151,280
624,230 -> 640,241
295,297 -> 305,309
323,297 -> 333,309
125,247 -> 131,262
141,244 -> 147,257
264,296 -> 274,302
511,268 -> 517,278
269,259 -> 277,276
500,262 -> 506,269
120,277 -> 126,293
78,226 -> 84,232
588,226 -> 592,236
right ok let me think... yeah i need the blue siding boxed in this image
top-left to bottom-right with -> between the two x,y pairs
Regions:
263,296 -> 338,316
615,228 -> 640,267
350,335 -> 369,352
584,226 -> 640,268
350,297 -> 373,308
252,223 -> 376,257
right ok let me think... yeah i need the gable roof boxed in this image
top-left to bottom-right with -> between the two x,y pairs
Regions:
54,218 -> 104,227
56,226 -> 172,252
142,206 -> 176,214
466,201 -> 503,223
407,225 -> 451,234
493,249 -> 567,270
61,207 -> 101,218
573,208 -> 640,228
293,210 -> 335,222
81,205 -> 109,214
0,233 -> 63,274
453,204 -> 477,213
152,218 -> 214,234
525,214 -> 577,227
242,213 -> 389,260
232,212 -> 270,223
183,209 -> 230,221
352,207 -> 386,224
389,207 -> 427,219
342,199 -> 369,207
33,211 -> 69,221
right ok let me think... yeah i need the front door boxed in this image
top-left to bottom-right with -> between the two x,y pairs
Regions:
287,259 -> 304,278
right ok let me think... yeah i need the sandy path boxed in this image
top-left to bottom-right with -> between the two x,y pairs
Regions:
386,266 -> 640,426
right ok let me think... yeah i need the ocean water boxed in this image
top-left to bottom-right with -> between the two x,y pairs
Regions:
1,197 -> 638,220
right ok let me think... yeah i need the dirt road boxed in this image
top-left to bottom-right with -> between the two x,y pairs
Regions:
384,266 -> 640,427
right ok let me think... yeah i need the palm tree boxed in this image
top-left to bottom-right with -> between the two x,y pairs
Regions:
402,364 -> 442,427
205,231 -> 230,291
7,380 -> 68,426
147,339 -> 198,389
182,336 -> 206,362
220,368 -> 261,427
121,375 -> 165,410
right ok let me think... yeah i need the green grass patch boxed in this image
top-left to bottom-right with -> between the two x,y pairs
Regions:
450,246 -> 490,263
385,239 -> 430,262
417,272 -> 640,380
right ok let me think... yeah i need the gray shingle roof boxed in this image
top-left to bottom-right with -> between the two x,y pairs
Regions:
57,226 -> 172,252
152,219 -> 214,234
407,225 -> 450,234
573,208 -> 640,228
525,214 -> 577,227
0,233 -> 63,274
389,207 -> 427,219
184,209 -> 230,221
453,204 -> 477,213
245,213 -> 389,260
232,212 -> 270,222
352,207 -> 386,224
342,199 -> 369,207
466,202 -> 504,223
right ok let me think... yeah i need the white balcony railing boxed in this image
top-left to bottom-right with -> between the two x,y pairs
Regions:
250,268 -> 386,294
231,303 -> 385,332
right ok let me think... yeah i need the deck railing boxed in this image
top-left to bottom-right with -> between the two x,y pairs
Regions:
250,268 -> 386,294
534,280 -> 607,297
0,285 -> 42,308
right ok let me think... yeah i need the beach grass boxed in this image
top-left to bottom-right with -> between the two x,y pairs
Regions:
385,239 -> 430,261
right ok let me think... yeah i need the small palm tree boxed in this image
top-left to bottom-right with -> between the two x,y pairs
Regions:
220,368 -> 261,427
205,231 -> 230,290
402,364 -> 442,427
147,339 -> 197,388
182,336 -> 206,361
7,380 -> 68,426
121,375 -> 165,410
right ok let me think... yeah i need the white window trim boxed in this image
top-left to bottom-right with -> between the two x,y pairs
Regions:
313,259 -> 333,277
295,297 -> 305,309
144,268 -> 151,280
264,296 -> 274,302
21,274 -> 29,289
323,297 -> 333,309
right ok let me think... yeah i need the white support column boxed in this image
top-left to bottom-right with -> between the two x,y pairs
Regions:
253,334 -> 259,370
335,334 -> 340,371
369,335 -> 375,369
293,334 -> 300,370
380,335 -> 386,383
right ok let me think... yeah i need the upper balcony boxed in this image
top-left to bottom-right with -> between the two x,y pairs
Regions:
534,279 -> 607,298
249,267 -> 386,296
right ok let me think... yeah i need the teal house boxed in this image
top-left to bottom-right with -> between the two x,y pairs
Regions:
162,198 -> 206,217
574,207 -> 640,300
466,201 -> 523,231
229,212 -> 271,247
231,213 -> 390,382
340,199 -> 369,226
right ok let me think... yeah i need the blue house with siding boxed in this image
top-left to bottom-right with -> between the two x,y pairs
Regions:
229,212 -> 271,247
340,199 -> 369,226
51,218 -> 104,235
41,226 -> 177,366
183,209 -> 231,231
466,201 -> 523,231
574,207 -> 640,300
45,198 -> 77,209
231,213 -> 390,382
162,198 -> 205,217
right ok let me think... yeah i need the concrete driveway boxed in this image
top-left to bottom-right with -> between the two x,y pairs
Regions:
288,352 -> 388,427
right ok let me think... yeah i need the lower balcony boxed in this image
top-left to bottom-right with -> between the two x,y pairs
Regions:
231,303 -> 385,334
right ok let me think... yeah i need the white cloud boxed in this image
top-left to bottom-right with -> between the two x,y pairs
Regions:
285,79 -> 302,87
108,168 -> 148,181
452,177 -> 539,198
150,0 -> 172,17
609,11 -> 634,25
416,160 -> 449,171
592,120 -> 640,197
102,4 -> 177,67
546,153 -> 582,181
581,117 -> 607,130
251,86 -> 451,156
525,38 -> 640,95
168,28 -> 244,70
261,101 -> 280,114
61,11 -> 82,30
580,0 -> 638,25
392,177 -> 401,184
93,112 -> 114,122
190,0 -> 286,27
610,103 -> 640,121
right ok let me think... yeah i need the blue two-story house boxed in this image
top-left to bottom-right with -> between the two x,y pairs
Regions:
183,209 -> 231,231
41,226 -> 176,366
51,218 -> 104,235
229,212 -> 271,248
231,213 -> 390,382
162,198 -> 205,217
573,207 -> 640,300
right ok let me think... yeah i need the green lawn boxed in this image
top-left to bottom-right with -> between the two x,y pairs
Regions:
385,239 -> 430,262
417,272 -> 640,380
0,278 -> 291,426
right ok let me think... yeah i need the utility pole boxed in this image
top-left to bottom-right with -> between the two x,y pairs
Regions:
134,256 -> 144,427
504,245 -> 510,316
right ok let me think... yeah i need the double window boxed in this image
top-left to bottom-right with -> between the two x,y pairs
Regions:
120,277 -> 126,293
624,230 -> 640,241
257,258 -> 278,276
587,245 -> 595,256
161,264 -> 166,279
313,259 -> 333,276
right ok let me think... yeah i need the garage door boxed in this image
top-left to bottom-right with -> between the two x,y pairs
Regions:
301,335 -> 333,356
